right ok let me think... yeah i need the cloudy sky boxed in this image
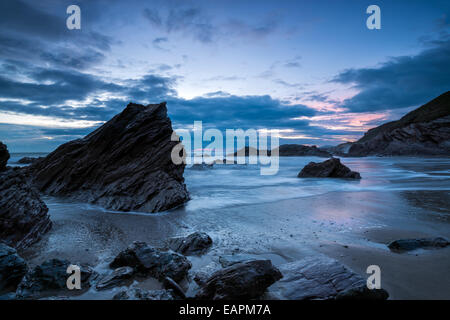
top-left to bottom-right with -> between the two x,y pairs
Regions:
0,0 -> 449,152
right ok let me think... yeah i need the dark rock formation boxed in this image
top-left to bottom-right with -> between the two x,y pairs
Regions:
195,260 -> 282,300
230,144 -> 331,157
0,168 -> 52,250
348,92 -> 450,156
388,237 -> 449,252
16,259 -> 95,299
113,288 -> 175,300
268,256 -> 388,300
166,232 -> 213,256
110,241 -> 191,282
229,146 -> 261,157
28,102 -> 189,213
0,142 -> 9,171
17,157 -> 43,165
274,144 -> 332,157
0,243 -> 28,292
324,142 -> 353,157
190,163 -> 214,170
297,157 -> 361,179
95,266 -> 134,290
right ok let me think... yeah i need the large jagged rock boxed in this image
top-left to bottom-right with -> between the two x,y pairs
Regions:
0,142 -> 9,171
297,157 -> 361,179
109,241 -> 192,282
0,243 -> 28,292
268,256 -> 388,300
0,168 -> 52,250
347,92 -> 450,156
166,232 -> 213,256
195,260 -> 282,300
28,102 -> 189,213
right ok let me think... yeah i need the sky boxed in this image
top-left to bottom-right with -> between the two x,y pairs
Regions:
0,0 -> 449,152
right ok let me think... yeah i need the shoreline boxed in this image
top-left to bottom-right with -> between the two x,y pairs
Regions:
19,188 -> 450,300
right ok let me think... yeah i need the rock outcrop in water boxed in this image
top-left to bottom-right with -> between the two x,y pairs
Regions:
231,144 -> 331,157
274,144 -> 331,157
195,260 -> 282,300
0,142 -> 9,171
388,237 -> 449,252
29,102 -> 189,213
347,92 -> 450,156
297,157 -> 361,179
0,168 -> 52,250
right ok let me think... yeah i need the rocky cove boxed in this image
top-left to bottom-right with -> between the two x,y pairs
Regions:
1,101 -> 450,300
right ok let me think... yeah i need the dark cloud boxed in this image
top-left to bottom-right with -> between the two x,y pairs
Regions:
0,0 -> 113,72
283,61 -> 301,68
0,59 -> 177,123
143,7 -> 215,43
205,75 -> 246,82
143,5 -> 280,44
273,79 -> 302,89
0,1 -> 65,40
152,37 -> 169,50
224,17 -> 278,39
167,94 -> 315,130
333,37 -> 450,112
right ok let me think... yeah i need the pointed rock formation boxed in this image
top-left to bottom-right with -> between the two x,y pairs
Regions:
29,102 -> 189,213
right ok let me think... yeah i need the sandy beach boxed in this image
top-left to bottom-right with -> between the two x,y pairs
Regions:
20,186 -> 450,299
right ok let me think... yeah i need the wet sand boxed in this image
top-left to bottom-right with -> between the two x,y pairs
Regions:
21,189 -> 450,300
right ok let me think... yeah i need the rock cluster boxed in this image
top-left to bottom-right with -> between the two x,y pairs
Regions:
109,241 -> 192,282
